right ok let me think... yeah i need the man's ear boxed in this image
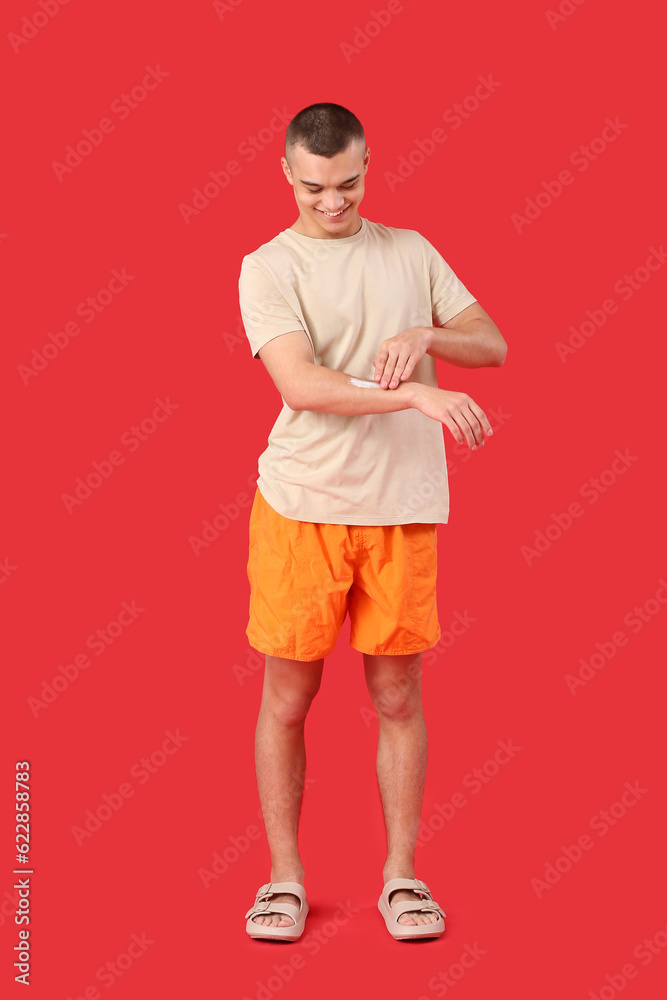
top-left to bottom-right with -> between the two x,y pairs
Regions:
281,156 -> 294,186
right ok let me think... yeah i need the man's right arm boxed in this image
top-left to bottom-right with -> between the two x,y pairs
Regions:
257,331 -> 493,450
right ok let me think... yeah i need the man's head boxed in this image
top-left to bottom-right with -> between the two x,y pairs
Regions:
282,103 -> 370,239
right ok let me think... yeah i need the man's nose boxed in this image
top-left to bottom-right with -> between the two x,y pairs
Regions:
320,193 -> 346,211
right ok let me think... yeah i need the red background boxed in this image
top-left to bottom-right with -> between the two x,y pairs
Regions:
2,0 -> 666,997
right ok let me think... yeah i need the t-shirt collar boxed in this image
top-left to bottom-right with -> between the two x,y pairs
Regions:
282,217 -> 367,245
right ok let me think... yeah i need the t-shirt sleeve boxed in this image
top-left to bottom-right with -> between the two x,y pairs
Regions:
238,256 -> 309,360
422,237 -> 477,326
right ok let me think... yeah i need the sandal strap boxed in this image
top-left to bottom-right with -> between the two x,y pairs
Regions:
389,898 -> 446,921
383,877 -> 434,899
245,900 -> 300,921
383,877 -> 446,920
251,881 -> 306,900
245,881 -> 306,921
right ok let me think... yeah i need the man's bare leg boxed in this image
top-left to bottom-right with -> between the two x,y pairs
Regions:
251,653 -> 324,927
363,650 -> 438,926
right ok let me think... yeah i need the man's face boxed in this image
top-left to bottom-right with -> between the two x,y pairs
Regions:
281,140 -> 370,239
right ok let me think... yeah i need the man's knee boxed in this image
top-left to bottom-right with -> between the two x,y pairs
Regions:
269,690 -> 318,726
365,652 -> 422,720
263,663 -> 323,726
369,676 -> 421,721
373,691 -> 420,722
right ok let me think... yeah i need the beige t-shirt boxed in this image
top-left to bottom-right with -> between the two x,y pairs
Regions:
238,217 -> 477,525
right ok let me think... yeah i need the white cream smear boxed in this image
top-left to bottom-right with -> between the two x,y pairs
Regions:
348,377 -> 382,389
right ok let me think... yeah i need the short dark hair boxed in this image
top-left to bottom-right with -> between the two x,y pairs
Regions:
285,103 -> 365,164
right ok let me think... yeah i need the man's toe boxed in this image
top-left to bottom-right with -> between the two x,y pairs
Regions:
251,891 -> 299,928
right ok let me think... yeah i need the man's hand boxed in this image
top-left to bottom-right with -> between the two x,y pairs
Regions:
373,327 -> 433,388
411,383 -> 493,450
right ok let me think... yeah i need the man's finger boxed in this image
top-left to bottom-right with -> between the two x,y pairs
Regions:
399,354 -> 417,380
443,414 -> 465,445
382,348 -> 413,387
377,348 -> 399,386
373,345 -> 389,380
466,400 -> 493,440
454,412 -> 476,449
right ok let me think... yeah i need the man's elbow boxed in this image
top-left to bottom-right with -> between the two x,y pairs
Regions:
492,343 -> 508,366
284,377 -> 307,412
283,386 -> 302,411
285,362 -> 319,411
286,394 -> 304,412
488,331 -> 508,367
268,369 -> 308,412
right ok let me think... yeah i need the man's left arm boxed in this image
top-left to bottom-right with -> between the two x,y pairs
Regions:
426,302 -> 507,368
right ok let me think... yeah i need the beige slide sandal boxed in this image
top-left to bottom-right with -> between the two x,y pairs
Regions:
245,881 -> 309,941
378,877 -> 446,940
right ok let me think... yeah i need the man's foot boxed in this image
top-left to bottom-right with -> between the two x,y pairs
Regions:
387,888 -> 440,926
251,890 -> 302,927
250,873 -> 305,927
383,871 -> 440,926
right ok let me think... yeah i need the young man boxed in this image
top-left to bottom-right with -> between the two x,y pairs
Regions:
238,103 -> 507,942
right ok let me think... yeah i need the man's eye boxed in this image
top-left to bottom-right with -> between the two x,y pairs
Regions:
308,184 -> 356,193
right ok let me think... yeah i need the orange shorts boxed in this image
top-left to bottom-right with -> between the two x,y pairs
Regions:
246,486 -> 441,661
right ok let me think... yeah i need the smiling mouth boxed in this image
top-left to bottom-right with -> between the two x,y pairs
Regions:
317,206 -> 349,218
